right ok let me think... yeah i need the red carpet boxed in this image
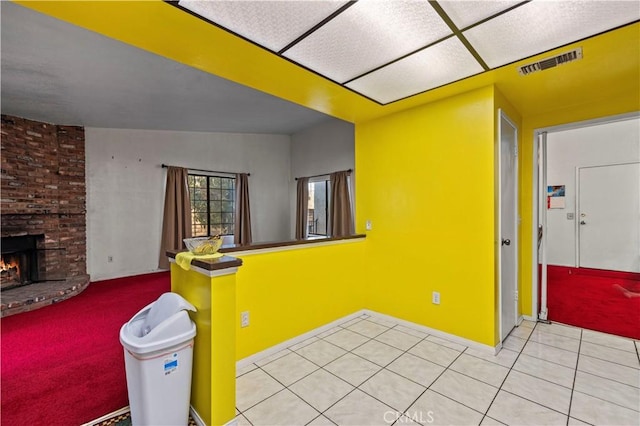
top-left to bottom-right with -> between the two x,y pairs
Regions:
547,265 -> 640,340
1,272 -> 170,426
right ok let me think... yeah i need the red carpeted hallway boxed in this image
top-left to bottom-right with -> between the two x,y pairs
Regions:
546,265 -> 640,340
1,272 -> 170,426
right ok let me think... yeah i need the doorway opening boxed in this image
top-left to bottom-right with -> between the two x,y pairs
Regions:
532,112 -> 640,339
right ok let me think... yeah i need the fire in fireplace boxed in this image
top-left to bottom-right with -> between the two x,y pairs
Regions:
0,235 -> 68,290
1,235 -> 42,291
1,252 -> 25,288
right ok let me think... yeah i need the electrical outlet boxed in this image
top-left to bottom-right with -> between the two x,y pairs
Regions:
432,291 -> 440,305
107,256 -> 113,263
365,220 -> 372,231
241,311 -> 250,328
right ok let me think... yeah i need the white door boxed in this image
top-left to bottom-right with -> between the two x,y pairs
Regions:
578,163 -> 640,272
499,111 -> 518,342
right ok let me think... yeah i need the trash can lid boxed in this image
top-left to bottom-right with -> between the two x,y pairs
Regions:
142,292 -> 195,336
119,292 -> 197,354
120,310 -> 196,354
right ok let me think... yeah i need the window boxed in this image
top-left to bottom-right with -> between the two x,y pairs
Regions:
188,174 -> 235,237
307,178 -> 330,236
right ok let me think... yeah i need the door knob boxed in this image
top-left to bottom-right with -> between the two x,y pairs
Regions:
501,238 -> 511,246
580,221 -> 586,225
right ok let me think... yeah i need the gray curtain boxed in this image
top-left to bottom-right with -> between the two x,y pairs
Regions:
234,173 -> 252,245
159,166 -> 192,269
329,170 -> 353,237
295,177 -> 309,239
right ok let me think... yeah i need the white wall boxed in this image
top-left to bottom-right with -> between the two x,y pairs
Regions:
290,119 -> 355,236
546,117 -> 640,266
85,127 -> 291,280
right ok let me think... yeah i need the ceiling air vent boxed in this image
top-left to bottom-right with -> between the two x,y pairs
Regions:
518,48 -> 583,76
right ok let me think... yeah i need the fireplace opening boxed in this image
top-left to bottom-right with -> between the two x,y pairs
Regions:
1,235 -> 67,291
1,252 -> 25,288
1,235 -> 40,290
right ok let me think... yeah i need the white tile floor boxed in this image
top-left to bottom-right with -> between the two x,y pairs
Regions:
233,314 -> 640,426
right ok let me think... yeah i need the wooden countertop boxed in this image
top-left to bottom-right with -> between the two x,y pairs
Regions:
218,234 -> 366,253
167,234 -> 365,271
166,250 -> 243,271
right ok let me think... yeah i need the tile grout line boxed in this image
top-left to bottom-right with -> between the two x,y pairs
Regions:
310,320 -> 468,423
520,342 -> 640,379
478,321 -> 538,424
238,318 -> 374,419
508,325 -> 640,420
238,317 -> 517,425
277,317 -> 400,422
242,327 -> 377,422
566,328 -> 583,425
507,325 -> 610,420
236,318 -> 636,426
392,346 -> 470,426
520,331 -> 640,372
534,322 -> 639,356
316,323 -> 431,419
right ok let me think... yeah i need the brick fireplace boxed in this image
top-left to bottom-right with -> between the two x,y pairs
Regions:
1,114 -> 90,316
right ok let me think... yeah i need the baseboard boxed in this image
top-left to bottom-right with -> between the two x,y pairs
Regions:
90,270 -> 169,283
363,310 -> 497,355
236,310 -> 367,369
189,406 -> 206,426
519,315 -> 537,324
80,406 -> 130,426
237,309 -> 498,368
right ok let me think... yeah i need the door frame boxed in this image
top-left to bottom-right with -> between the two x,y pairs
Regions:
497,109 -> 519,342
530,111 -> 640,320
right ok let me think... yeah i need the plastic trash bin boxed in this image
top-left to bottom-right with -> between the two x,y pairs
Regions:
120,292 -> 197,426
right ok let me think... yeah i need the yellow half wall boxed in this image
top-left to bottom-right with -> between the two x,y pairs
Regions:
234,241 -> 365,360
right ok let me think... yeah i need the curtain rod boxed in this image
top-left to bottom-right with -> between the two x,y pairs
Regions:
295,169 -> 352,181
161,163 -> 250,176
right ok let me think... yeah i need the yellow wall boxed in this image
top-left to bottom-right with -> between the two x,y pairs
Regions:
16,1 -> 638,351
355,86 -> 498,346
234,241 -> 365,359
518,93 -> 640,318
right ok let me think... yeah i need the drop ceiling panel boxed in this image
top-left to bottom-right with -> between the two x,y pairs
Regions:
172,0 -> 639,105
346,36 -> 484,104
283,0 -> 452,83
438,0 -> 523,30
178,0 -> 348,52
464,0 -> 640,69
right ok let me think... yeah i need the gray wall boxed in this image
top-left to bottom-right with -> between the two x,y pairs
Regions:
85,127 -> 291,280
290,119 -> 355,237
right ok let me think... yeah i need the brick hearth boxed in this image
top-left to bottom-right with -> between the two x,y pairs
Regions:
1,114 -> 89,316
1,277 -> 91,317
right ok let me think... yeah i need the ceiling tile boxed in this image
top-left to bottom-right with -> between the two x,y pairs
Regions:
463,0 -> 640,69
438,0 -> 523,29
346,36 -> 484,104
283,0 -> 452,83
178,0 -> 348,52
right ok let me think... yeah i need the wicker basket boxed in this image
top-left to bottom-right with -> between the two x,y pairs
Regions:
183,237 -> 223,254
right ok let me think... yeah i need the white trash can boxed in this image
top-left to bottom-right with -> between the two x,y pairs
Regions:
120,292 -> 197,426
